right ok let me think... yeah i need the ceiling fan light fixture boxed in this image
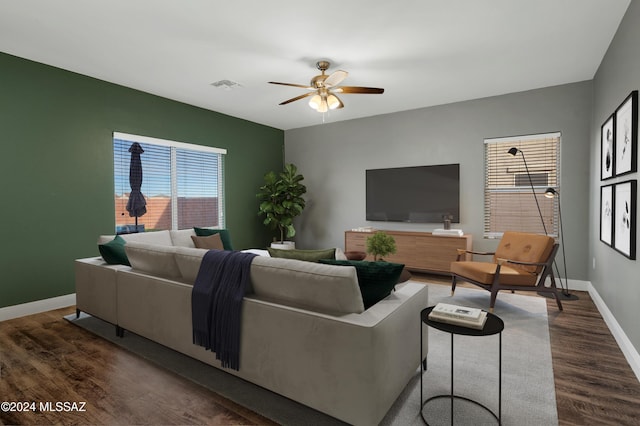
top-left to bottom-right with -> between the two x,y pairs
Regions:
317,97 -> 329,113
271,60 -> 384,114
327,94 -> 340,110
309,94 -> 322,110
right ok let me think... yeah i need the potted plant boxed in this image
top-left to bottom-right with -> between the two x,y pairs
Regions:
257,163 -> 307,249
366,231 -> 397,261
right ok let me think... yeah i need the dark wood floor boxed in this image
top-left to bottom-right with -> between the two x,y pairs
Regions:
545,290 -> 640,426
1,278 -> 639,425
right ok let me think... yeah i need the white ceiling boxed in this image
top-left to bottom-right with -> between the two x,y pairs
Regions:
0,0 -> 631,130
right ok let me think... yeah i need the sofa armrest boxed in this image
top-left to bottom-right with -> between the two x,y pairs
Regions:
241,281 -> 429,425
75,257 -> 130,324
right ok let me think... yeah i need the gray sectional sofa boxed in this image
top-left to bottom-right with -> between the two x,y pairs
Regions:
75,229 -> 429,425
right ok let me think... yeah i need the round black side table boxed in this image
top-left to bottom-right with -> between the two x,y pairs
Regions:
420,306 -> 504,425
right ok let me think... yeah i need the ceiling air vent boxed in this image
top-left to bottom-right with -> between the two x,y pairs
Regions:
210,80 -> 243,90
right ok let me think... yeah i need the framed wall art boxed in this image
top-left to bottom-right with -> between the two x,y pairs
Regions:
614,90 -> 638,176
613,180 -> 637,260
600,184 -> 614,246
601,114 -> 615,180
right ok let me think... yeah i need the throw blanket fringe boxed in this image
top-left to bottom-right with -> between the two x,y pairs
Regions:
192,250 -> 257,370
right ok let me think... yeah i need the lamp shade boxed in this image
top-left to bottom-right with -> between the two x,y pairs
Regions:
317,97 -> 328,113
507,147 -> 519,156
308,94 -> 322,110
327,94 -> 340,110
544,188 -> 557,198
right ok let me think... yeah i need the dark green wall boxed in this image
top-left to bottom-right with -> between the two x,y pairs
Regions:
0,52 -> 284,308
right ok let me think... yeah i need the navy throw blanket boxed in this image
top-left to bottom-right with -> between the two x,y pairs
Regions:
191,249 -> 257,370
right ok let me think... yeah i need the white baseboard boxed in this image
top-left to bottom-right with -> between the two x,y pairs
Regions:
587,283 -> 640,382
542,277 -> 589,292
0,293 -> 76,322
565,278 -> 590,292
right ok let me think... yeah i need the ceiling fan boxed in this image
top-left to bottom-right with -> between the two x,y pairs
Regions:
269,60 -> 384,113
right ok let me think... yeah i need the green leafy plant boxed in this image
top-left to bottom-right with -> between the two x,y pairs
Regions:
366,231 -> 397,261
257,163 -> 307,243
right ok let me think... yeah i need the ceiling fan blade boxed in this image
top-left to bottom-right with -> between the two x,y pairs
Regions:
323,70 -> 348,88
334,86 -> 384,94
269,81 -> 314,89
278,91 -> 316,105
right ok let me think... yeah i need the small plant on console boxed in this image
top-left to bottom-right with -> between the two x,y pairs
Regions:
366,231 -> 397,261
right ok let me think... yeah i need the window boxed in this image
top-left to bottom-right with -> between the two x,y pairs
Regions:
113,132 -> 226,233
484,133 -> 560,238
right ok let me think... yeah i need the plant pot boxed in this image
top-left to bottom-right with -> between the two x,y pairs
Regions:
271,241 -> 296,250
344,251 -> 367,261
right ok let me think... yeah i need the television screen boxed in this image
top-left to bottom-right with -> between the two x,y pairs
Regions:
366,164 -> 460,223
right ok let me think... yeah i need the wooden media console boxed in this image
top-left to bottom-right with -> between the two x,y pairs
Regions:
344,230 -> 472,275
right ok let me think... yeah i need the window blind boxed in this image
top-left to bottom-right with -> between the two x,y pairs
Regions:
484,133 -> 560,238
113,132 -> 226,233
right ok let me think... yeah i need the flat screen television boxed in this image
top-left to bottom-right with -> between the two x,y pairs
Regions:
366,164 -> 460,223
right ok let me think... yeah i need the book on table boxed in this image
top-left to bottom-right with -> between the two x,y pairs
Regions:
431,302 -> 482,320
428,303 -> 488,330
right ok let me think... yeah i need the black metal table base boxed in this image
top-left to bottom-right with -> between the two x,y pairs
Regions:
420,395 -> 499,425
420,306 -> 503,425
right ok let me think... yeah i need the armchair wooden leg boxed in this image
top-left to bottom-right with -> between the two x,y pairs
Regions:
553,292 -> 563,311
490,288 -> 499,313
451,275 -> 457,296
548,275 -> 564,311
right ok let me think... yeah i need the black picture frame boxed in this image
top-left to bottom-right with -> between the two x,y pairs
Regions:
601,114 -> 615,180
613,180 -> 637,260
614,90 -> 638,177
600,184 -> 614,246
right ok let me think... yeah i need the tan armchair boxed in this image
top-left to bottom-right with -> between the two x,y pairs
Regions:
450,231 -> 563,312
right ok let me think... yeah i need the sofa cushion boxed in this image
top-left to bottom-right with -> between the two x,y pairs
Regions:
494,231 -> 555,274
450,261 -> 538,286
170,229 -> 197,247
101,230 -> 173,246
122,230 -> 173,245
124,241 -> 181,279
191,233 -> 224,250
250,256 -> 365,314
319,260 -> 404,309
193,227 -> 233,250
98,235 -> 130,266
174,246 -> 208,283
267,247 -> 336,262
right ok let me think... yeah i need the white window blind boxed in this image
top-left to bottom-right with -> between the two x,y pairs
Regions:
484,133 -> 560,238
113,132 -> 226,233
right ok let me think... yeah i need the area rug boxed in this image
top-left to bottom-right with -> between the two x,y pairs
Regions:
65,283 -> 558,425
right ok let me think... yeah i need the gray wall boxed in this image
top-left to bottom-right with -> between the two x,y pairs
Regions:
591,1 -> 640,353
285,81 -> 593,281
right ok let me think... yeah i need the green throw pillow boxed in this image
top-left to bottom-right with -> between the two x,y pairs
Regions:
267,247 -> 336,262
319,259 -> 404,309
193,227 -> 233,250
98,235 -> 131,266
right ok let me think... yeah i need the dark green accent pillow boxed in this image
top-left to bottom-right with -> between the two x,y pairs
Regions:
193,227 -> 233,250
319,259 -> 404,309
98,235 -> 130,266
267,247 -> 336,262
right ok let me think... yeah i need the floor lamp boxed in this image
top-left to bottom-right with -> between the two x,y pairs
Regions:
507,147 -> 578,300
544,188 -> 579,300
